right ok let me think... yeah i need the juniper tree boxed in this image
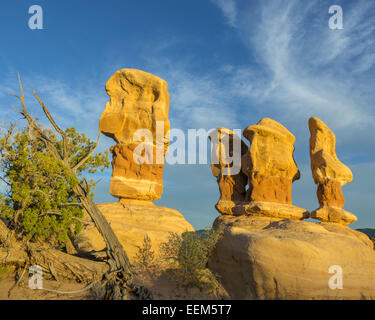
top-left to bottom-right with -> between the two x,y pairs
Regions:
0,75 -> 152,299
0,124 -> 109,247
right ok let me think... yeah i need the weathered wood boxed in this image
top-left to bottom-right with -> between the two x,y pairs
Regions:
73,183 -> 132,274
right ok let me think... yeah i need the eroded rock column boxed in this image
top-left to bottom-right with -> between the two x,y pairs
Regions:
309,117 -> 357,226
209,128 -> 248,215
99,69 -> 170,203
235,118 -> 309,220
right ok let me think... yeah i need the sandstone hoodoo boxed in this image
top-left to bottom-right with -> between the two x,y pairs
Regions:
234,118 -> 309,220
209,128 -> 248,215
76,69 -> 194,259
99,68 -> 171,202
308,117 -> 357,226
208,116 -> 375,300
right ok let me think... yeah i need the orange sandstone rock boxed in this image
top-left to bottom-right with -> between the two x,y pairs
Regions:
109,143 -> 164,201
242,118 -> 300,204
308,117 -> 357,225
74,202 -> 194,263
209,215 -> 375,300
209,128 -> 248,215
99,69 -> 170,201
236,118 -> 308,220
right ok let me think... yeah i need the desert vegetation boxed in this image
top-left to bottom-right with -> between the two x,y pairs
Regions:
0,124 -> 109,248
0,76 -> 152,300
133,229 -> 224,295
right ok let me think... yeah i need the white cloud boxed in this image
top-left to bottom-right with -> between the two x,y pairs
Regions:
211,0 -> 238,27
211,0 -> 375,134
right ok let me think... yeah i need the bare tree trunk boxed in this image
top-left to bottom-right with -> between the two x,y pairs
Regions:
74,184 -> 154,299
74,184 -> 131,272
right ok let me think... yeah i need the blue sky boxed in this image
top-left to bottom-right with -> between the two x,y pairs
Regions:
0,0 -> 374,230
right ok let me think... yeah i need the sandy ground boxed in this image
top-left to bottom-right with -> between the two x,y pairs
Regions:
0,274 -> 95,300
0,267 -> 229,300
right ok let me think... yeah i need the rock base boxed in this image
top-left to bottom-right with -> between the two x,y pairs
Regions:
110,176 -> 163,201
310,206 -> 357,226
232,201 -> 309,220
74,202 -> 194,263
215,200 -> 238,215
209,215 -> 375,300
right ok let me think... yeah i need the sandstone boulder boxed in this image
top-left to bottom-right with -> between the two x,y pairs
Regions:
74,202 -> 194,263
235,118 -> 308,220
209,128 -> 248,215
209,215 -> 375,300
233,201 -> 309,220
99,69 -> 171,201
309,117 -> 356,225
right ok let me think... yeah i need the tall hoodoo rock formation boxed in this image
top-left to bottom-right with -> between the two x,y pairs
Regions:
75,69 -> 195,260
99,69 -> 170,202
234,118 -> 309,220
308,117 -> 357,225
209,128 -> 248,215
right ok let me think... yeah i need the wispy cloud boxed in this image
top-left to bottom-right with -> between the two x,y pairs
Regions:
229,0 -> 375,131
211,0 -> 238,27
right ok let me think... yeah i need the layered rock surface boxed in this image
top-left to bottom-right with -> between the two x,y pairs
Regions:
209,128 -> 248,215
99,69 -> 171,201
209,215 -> 375,300
74,202 -> 194,263
236,118 -> 308,220
309,117 -> 356,225
242,118 -> 300,204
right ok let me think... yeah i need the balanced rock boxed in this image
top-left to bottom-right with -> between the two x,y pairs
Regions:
308,117 -> 357,225
99,69 -> 170,201
234,118 -> 308,220
74,202 -> 194,263
209,128 -> 248,215
209,215 -> 375,299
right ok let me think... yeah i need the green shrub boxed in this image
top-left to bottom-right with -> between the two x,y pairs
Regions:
134,234 -> 160,279
0,124 -> 109,247
160,228 -> 223,291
